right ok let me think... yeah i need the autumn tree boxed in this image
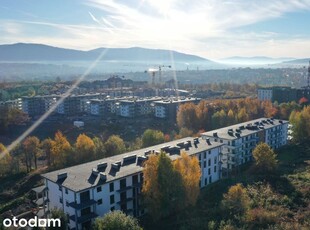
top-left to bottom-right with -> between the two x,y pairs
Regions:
93,137 -> 105,159
289,106 -> 310,142
141,129 -> 164,147
177,103 -> 200,131
178,127 -> 193,138
104,135 -> 126,157
252,143 -> 277,173
23,136 -> 40,171
93,211 -> 141,230
142,152 -> 184,219
173,152 -> 201,206
75,133 -> 95,163
51,131 -> 71,168
41,138 -> 53,166
221,183 -> 250,217
227,109 -> 235,125
0,143 -> 12,177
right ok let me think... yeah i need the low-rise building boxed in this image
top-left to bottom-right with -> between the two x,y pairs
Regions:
39,137 -> 222,229
201,118 -> 288,175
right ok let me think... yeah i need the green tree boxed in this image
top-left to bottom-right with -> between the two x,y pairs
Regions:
93,211 -> 141,230
104,135 -> 126,157
141,129 -> 164,147
252,143 -> 277,173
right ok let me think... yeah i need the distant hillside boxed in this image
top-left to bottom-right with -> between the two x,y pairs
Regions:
0,43 -> 209,62
283,58 -> 310,65
220,56 -> 294,65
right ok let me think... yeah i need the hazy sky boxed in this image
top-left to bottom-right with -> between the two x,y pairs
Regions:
1,0 -> 310,59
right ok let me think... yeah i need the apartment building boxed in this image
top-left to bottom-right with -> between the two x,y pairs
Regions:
154,97 -> 201,120
118,97 -> 161,118
38,137 -> 222,230
22,96 -> 49,116
201,118 -> 288,175
0,98 -> 22,110
257,88 -> 273,101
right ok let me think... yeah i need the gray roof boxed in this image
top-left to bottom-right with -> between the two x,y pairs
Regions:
201,118 -> 288,140
153,97 -> 200,105
42,137 -> 223,192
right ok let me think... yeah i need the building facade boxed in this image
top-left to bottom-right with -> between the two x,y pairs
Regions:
201,118 -> 288,175
39,137 -> 222,229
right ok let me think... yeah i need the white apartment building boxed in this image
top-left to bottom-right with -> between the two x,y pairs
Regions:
257,88 -> 273,101
38,137 -> 223,230
201,118 -> 288,175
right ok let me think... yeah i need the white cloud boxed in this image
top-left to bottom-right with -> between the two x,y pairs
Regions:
1,0 -> 310,58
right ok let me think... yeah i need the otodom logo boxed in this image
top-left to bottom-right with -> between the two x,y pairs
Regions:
2,216 -> 61,228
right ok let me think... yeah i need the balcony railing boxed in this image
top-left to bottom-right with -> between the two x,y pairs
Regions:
68,199 -> 97,210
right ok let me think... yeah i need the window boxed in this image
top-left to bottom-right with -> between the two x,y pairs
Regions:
214,139 -> 218,142
205,178 -> 207,185
208,159 -> 211,166
98,199 -> 103,205
110,195 -> 115,204
203,161 -> 206,168
109,183 -> 114,192
214,157 -> 217,164
214,166 -> 217,173
59,197 -> 63,204
97,186 -> 102,193
58,185 -> 62,191
66,200 -> 69,207
209,176 -> 212,184
65,188 -> 68,194
220,139 -> 223,143
199,154 -> 201,160
208,150 -> 211,155
204,152 -> 206,158
208,168 -> 211,175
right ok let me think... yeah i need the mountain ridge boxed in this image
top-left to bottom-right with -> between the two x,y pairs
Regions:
0,43 -> 209,62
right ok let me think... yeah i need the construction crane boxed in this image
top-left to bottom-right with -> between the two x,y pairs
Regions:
144,65 -> 171,87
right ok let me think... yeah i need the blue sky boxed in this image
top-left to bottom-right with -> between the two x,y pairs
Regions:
1,0 -> 310,59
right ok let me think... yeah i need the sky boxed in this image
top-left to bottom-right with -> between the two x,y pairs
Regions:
1,0 -> 310,60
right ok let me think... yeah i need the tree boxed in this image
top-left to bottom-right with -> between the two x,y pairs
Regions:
221,183 -> 250,217
51,131 -> 71,168
177,103 -> 200,131
289,106 -> 310,142
75,133 -> 95,163
252,143 -> 277,173
104,135 -> 126,157
178,127 -> 193,138
173,152 -> 201,206
0,143 -> 12,177
50,208 -> 67,230
93,137 -> 105,159
93,211 -> 141,230
142,152 -> 184,219
41,138 -> 53,166
141,129 -> 164,147
23,136 -> 40,171
237,108 -> 249,122
227,109 -> 235,125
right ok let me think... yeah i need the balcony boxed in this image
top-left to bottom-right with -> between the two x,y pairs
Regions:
70,212 -> 98,224
117,197 -> 133,205
68,199 -> 97,210
116,186 -> 133,193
